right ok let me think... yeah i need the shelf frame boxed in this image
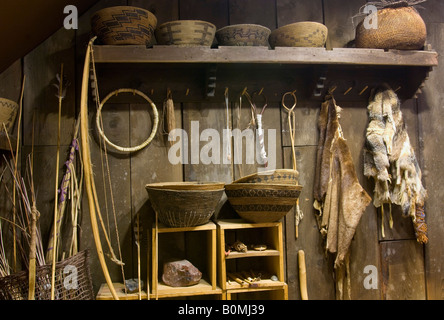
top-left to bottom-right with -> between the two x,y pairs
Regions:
92,45 -> 438,67
151,221 -> 220,299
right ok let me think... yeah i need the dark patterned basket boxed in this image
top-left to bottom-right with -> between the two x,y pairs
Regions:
225,183 -> 302,223
0,250 -> 94,300
216,24 -> 271,46
91,6 -> 157,45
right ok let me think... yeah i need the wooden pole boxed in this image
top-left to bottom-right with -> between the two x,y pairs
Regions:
298,250 -> 308,300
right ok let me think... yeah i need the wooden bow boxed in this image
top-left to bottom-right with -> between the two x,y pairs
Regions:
80,37 -> 119,300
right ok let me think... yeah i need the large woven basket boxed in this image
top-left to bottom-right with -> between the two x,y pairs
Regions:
355,5 -> 426,50
216,24 -> 271,46
225,183 -> 302,223
155,20 -> 216,47
233,169 -> 299,185
0,250 -> 94,300
91,6 -> 157,45
269,22 -> 328,48
146,182 -> 224,227
0,98 -> 18,134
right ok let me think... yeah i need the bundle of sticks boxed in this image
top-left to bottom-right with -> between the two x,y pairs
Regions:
227,270 -> 263,288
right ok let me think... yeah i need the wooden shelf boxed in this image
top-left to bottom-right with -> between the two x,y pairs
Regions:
92,45 -> 438,67
96,282 -> 148,300
225,249 -> 280,259
216,219 -> 288,300
151,279 -> 222,299
92,45 -> 437,101
151,221 -> 219,299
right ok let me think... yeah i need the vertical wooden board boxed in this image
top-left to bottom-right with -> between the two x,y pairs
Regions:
380,240 -> 426,300
0,59 -> 22,102
232,100 -> 283,181
419,0 -> 444,24
128,0 -> 179,25
80,104 -> 133,293
23,26 -> 76,146
276,0 -> 323,27
129,100 -> 183,282
334,100 -> 381,299
322,0 -> 367,48
229,0 -> 277,29
283,146 -> 335,300
179,0 -> 229,29
417,22 -> 444,300
281,99 -> 319,147
182,102 -> 233,183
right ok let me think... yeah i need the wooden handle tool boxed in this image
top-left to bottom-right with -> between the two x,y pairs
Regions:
298,250 -> 308,300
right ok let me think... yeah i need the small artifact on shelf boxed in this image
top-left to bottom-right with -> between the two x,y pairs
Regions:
124,278 -> 144,293
225,240 -> 247,256
162,259 -> 202,287
251,244 -> 267,251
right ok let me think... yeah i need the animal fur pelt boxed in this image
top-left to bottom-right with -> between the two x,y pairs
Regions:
313,95 -> 372,299
364,85 -> 428,244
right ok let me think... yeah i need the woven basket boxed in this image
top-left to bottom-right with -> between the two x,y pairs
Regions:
155,20 -> 216,47
225,183 -> 302,223
146,182 -> 224,227
269,22 -> 328,48
216,24 -> 271,46
0,98 -> 18,134
355,6 -> 426,50
0,250 -> 94,300
91,6 -> 157,45
233,169 -> 299,185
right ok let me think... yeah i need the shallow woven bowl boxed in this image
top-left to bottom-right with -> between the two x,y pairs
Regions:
155,20 -> 216,47
355,6 -> 426,50
216,24 -> 271,46
91,6 -> 157,45
146,182 -> 224,227
0,98 -> 18,134
225,183 -> 303,223
233,169 -> 299,185
269,22 -> 328,48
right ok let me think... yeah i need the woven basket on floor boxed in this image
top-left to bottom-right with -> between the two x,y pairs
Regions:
0,250 -> 94,300
155,20 -> 216,47
225,183 -> 302,223
146,182 -> 224,227
355,5 -> 426,50
216,24 -> 271,46
91,6 -> 157,45
0,98 -> 18,134
269,22 -> 328,48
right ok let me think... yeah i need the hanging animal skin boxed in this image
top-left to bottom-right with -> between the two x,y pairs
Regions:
364,85 -> 428,244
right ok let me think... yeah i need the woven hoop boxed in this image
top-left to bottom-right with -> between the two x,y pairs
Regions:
96,89 -> 158,153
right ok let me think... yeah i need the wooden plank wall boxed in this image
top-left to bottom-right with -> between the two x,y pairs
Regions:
0,0 -> 443,300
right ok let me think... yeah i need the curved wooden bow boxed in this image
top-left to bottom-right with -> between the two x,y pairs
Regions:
80,37 -> 119,300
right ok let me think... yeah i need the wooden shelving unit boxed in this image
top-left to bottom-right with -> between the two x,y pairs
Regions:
150,221 -> 222,299
217,219 -> 288,300
92,45 -> 437,101
92,45 -> 438,66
